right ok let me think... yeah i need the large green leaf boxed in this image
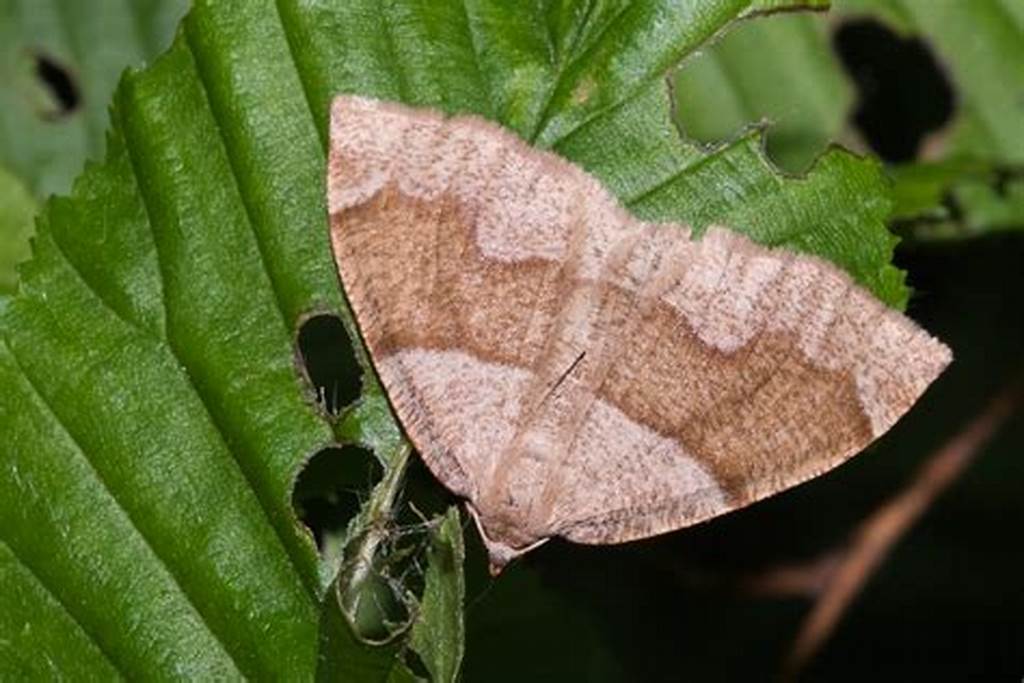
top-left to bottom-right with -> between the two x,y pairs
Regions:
0,0 -> 907,677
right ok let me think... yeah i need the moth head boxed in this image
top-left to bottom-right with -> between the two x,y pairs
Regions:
466,502 -> 549,575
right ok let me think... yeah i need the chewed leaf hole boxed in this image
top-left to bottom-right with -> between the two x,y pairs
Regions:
296,313 -> 360,414
833,20 -> 955,162
293,445 -> 381,550
33,53 -> 80,119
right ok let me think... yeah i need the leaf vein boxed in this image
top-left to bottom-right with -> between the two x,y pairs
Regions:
179,25 -> 322,596
116,85 -> 318,604
0,534 -> 127,678
459,0 -> 495,119
272,0 -> 329,151
43,226 -> 162,343
625,148 -> 719,207
181,28 -> 293,350
4,344 -> 246,678
531,0 -> 631,143
380,1 -> 410,103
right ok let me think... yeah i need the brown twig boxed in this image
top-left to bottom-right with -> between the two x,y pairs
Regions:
738,550 -> 844,599
781,381 -> 1022,680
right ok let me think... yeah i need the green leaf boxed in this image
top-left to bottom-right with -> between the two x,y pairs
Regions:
316,575 -> 407,683
0,0 -> 908,678
0,538 -> 121,679
672,11 -> 852,172
410,508 -> 466,683
0,165 -> 37,294
0,0 -> 190,199
891,162 -> 1024,240
749,0 -> 828,10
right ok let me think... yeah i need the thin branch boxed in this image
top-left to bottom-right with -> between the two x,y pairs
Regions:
737,550 -> 844,599
783,380 -> 1022,679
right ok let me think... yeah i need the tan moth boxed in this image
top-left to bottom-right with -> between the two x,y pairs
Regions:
326,95 -> 951,573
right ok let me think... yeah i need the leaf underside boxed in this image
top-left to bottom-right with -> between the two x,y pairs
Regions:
0,0 -> 907,679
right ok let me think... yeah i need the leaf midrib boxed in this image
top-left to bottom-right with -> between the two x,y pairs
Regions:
112,43 -> 320,605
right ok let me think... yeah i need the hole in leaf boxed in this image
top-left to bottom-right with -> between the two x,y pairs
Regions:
833,20 -> 955,163
296,314 -> 361,414
293,445 -> 381,549
396,455 -> 458,526
33,53 -> 80,119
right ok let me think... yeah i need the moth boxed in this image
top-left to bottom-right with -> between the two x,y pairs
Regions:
326,95 -> 951,573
